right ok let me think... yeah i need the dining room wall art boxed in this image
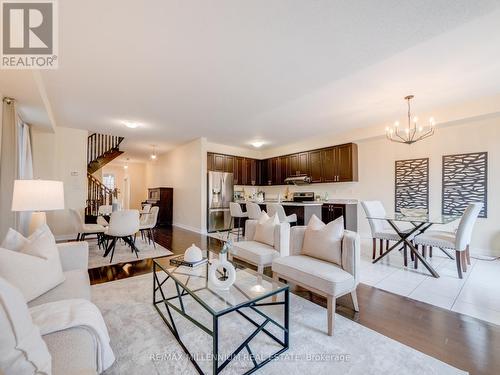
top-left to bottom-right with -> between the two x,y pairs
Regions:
395,158 -> 429,213
442,152 -> 488,218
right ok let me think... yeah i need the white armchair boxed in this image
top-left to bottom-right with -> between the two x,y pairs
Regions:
272,226 -> 360,336
229,219 -> 290,273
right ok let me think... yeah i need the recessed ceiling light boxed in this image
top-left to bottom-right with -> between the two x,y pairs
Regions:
250,141 -> 265,148
124,121 -> 139,129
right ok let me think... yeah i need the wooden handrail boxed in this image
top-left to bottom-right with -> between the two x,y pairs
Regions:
87,133 -> 124,166
86,172 -> 114,217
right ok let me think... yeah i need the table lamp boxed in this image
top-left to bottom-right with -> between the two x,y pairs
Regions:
11,180 -> 65,234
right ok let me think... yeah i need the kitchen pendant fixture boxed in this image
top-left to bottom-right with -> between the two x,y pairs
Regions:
386,95 -> 435,145
150,145 -> 157,160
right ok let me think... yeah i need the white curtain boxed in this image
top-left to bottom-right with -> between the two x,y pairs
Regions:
0,98 -> 34,238
0,98 -> 18,239
17,116 -> 34,234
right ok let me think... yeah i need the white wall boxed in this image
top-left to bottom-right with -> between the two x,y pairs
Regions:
146,138 -> 207,232
240,118 -> 499,255
101,162 -> 147,210
31,126 -> 88,238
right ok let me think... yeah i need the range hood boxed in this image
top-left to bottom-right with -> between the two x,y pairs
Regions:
284,175 -> 311,185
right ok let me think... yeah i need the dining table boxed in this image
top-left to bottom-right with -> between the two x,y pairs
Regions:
366,213 -> 459,278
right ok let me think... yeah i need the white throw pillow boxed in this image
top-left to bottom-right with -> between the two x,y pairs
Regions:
301,214 -> 344,266
0,225 -> 65,302
1,228 -> 29,252
0,277 -> 52,375
254,212 -> 279,247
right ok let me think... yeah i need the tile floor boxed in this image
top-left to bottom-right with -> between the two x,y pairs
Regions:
359,239 -> 500,326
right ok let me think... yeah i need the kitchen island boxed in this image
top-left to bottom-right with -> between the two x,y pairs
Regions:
235,200 -> 357,229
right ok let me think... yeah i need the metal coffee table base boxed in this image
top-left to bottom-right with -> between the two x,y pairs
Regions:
153,263 -> 290,375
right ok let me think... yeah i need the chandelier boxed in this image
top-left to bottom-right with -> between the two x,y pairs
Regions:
386,95 -> 435,144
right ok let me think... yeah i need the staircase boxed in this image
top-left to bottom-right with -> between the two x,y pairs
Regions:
86,133 -> 125,217
87,133 -> 124,174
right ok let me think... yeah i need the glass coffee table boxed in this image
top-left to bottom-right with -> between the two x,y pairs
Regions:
153,251 -> 289,374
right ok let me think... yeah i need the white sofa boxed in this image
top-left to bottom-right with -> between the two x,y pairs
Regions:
229,219 -> 290,273
1,241 -> 99,375
272,226 -> 360,335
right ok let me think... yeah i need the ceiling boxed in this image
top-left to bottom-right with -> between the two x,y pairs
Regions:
32,0 -> 500,159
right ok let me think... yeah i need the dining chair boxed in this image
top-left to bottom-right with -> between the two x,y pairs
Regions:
103,210 -> 140,263
246,202 -> 262,220
266,204 -> 297,225
137,206 -> 159,248
97,205 -> 112,227
413,203 -> 482,278
361,201 -> 410,262
229,202 -> 248,241
69,209 -> 106,248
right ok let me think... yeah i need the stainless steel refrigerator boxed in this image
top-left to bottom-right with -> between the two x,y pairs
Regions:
207,171 -> 234,232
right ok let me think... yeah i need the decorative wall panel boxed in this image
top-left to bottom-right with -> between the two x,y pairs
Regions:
395,158 -> 429,213
442,152 -> 487,218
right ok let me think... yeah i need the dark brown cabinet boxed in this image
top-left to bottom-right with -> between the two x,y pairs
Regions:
233,157 -> 243,185
322,203 -> 358,231
320,147 -> 336,182
207,143 -> 358,186
145,187 -> 173,226
309,150 -> 322,183
336,143 -> 357,182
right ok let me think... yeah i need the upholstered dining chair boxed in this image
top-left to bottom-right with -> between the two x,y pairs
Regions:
229,202 -> 248,241
246,202 -> 262,220
413,203 -> 482,278
361,201 -> 412,262
137,206 -> 159,248
69,209 -> 106,247
97,205 -> 112,227
103,210 -> 140,263
266,203 -> 297,225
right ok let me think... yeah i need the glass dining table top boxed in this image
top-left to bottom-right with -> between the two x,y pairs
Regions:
153,250 -> 288,315
366,213 -> 460,225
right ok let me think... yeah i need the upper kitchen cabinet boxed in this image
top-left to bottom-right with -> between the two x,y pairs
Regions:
335,143 -> 358,182
309,149 -> 322,183
233,156 -> 243,185
207,143 -> 358,185
319,143 -> 358,183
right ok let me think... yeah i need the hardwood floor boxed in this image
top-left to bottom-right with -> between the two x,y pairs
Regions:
88,226 -> 500,375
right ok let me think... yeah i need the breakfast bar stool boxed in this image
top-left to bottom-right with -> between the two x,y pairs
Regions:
229,202 -> 248,241
266,203 -> 297,225
246,202 -> 262,220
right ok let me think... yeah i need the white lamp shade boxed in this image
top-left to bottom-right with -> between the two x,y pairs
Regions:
11,180 -> 65,212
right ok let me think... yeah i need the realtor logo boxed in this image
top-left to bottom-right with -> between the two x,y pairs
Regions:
1,0 -> 58,69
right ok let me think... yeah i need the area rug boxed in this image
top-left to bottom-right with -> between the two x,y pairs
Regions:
92,273 -> 467,375
87,238 -> 173,269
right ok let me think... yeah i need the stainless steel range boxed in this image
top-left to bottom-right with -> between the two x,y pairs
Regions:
292,192 -> 315,202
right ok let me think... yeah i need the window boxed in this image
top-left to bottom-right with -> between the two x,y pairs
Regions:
103,174 -> 115,190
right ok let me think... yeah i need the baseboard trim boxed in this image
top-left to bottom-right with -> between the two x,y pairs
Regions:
172,223 -> 207,235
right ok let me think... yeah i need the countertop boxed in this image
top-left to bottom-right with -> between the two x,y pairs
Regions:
234,199 -> 358,206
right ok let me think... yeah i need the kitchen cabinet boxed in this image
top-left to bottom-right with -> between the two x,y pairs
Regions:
309,150 -> 322,183
279,156 -> 288,184
207,143 -> 358,185
336,143 -> 358,182
213,153 -> 225,172
234,157 -> 243,185
322,203 -> 358,231
320,147 -> 336,182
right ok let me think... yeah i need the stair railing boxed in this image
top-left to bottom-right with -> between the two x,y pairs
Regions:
87,133 -> 124,166
86,173 -> 114,217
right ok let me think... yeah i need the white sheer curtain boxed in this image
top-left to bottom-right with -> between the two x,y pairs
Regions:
0,97 -> 34,238
17,116 -> 34,234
